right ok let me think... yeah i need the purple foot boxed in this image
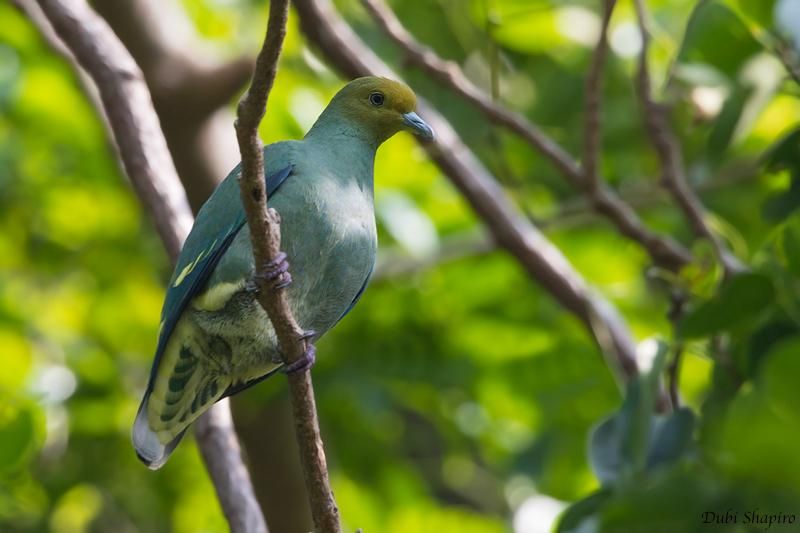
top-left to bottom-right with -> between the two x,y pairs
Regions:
257,252 -> 292,290
282,330 -> 317,374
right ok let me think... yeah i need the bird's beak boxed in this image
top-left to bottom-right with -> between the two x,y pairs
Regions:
402,112 -> 435,141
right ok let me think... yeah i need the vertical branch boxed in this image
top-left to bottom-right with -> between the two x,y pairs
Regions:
28,1 -> 268,532
633,0 -> 743,275
233,1 -> 341,531
582,0 -> 616,190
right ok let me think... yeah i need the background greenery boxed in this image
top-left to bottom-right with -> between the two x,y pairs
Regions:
1,0 -> 799,531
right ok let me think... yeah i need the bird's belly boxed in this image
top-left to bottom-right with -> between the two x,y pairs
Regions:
283,204 -> 376,335
189,187 -> 376,371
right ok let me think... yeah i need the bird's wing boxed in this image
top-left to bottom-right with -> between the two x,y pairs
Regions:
334,261 -> 374,325
147,163 -> 294,392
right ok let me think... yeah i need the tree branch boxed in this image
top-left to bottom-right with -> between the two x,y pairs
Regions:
92,0 -> 253,210
233,1 -> 341,531
582,0 -> 616,191
633,0 -> 743,275
374,159 -> 758,280
361,0 -> 691,271
29,1 -> 267,531
294,0 -> 654,391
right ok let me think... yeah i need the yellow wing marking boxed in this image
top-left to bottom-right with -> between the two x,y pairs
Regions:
192,280 -> 246,312
172,238 -> 219,287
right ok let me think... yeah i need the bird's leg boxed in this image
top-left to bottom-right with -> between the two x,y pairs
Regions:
282,330 -> 317,374
251,251 -> 293,290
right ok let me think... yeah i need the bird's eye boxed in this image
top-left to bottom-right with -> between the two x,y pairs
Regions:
369,92 -> 385,107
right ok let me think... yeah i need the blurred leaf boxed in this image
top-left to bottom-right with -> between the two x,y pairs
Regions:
707,85 -> 752,157
777,216 -> 800,274
763,174 -> 800,222
556,489 -> 610,533
589,343 -> 668,485
679,273 -> 775,338
646,408 -> 695,470
678,241 -> 722,299
680,2 -> 762,77
763,127 -> 800,171
0,405 -> 37,473
723,0 -> 777,28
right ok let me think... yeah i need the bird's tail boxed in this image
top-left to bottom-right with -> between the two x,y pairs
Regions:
132,321 -> 232,469
132,393 -> 186,470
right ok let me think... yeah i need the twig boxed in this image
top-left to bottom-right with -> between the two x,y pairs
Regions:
233,1 -> 341,531
775,38 -> 800,87
582,0 -> 616,190
361,0 -> 691,271
293,0 -> 657,393
633,0 -> 743,275
665,292 -> 686,411
29,1 -> 267,531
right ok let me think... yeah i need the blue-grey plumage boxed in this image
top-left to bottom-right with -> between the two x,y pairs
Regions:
133,77 -> 434,469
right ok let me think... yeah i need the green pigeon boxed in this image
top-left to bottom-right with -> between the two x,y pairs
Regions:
133,77 -> 434,469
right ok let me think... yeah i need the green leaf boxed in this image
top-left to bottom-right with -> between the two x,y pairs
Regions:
763,128 -> 800,172
0,406 -> 37,473
680,2 -> 763,78
778,217 -> 800,275
678,273 -> 775,338
555,489 -> 611,533
646,408 -> 696,470
763,175 -> 800,222
724,0 -> 777,28
707,85 -> 752,158
589,343 -> 669,485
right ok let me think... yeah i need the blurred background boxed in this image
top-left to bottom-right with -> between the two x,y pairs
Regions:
1,0 -> 799,531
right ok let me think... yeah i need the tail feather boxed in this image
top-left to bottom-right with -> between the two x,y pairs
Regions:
133,319 -> 230,468
132,394 -> 186,470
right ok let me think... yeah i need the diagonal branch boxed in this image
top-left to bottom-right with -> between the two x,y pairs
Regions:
361,0 -> 691,271
28,1 -> 267,532
633,0 -> 743,275
232,1 -> 341,531
294,0 -> 662,394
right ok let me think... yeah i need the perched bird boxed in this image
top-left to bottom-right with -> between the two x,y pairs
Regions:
133,77 -> 434,469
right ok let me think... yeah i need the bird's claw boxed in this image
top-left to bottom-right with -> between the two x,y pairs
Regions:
255,252 -> 293,290
282,334 -> 316,375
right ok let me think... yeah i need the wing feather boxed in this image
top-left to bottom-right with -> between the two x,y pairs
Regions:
146,164 -> 293,392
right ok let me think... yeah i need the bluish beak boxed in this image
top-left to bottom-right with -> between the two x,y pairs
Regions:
402,112 -> 435,141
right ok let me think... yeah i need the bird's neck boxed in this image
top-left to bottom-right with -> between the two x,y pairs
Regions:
304,107 -> 382,153
304,109 -> 379,191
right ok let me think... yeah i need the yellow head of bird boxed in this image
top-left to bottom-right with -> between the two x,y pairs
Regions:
329,77 -> 435,143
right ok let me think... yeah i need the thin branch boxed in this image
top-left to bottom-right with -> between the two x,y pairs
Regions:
633,0 -> 743,275
29,1 -> 267,531
666,292 -> 687,411
774,38 -> 800,87
582,0 -> 616,191
233,1 -> 341,532
374,159 -> 758,280
361,0 -> 691,271
294,0 -> 656,393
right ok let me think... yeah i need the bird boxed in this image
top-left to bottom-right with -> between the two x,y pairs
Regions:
132,77 -> 434,469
